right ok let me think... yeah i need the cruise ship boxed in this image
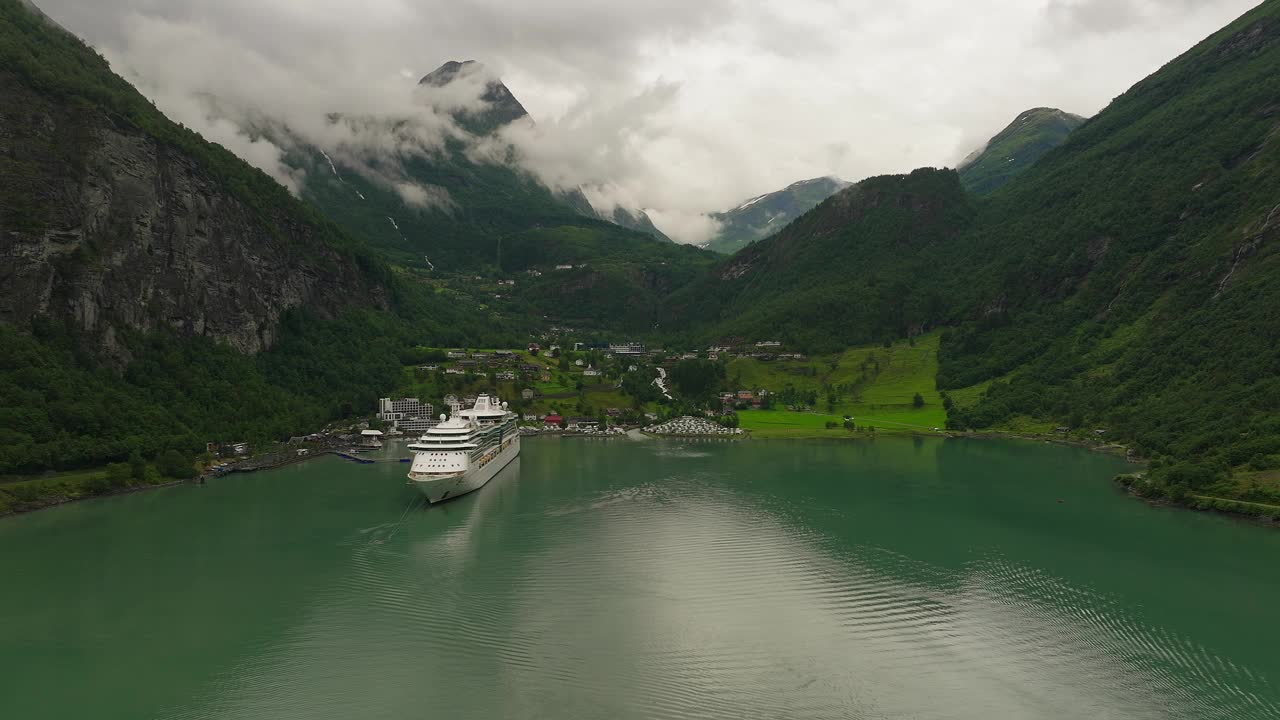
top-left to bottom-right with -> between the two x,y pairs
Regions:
406,394 -> 520,503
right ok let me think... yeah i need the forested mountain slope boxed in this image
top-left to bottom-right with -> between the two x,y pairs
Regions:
0,0 -> 507,477
957,107 -> 1085,195
665,168 -> 974,350
668,0 -> 1280,504
941,1 -> 1280,498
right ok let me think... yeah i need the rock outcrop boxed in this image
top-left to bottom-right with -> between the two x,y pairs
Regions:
0,70 -> 386,361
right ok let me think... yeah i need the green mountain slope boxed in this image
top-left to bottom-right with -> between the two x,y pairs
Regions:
668,0 -> 1280,509
702,176 -> 850,254
0,0 -> 510,479
666,168 -> 973,350
958,107 -> 1085,195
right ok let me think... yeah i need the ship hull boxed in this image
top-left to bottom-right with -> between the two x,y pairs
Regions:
411,435 -> 520,504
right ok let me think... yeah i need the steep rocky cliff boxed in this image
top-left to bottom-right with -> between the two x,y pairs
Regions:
0,11 -> 387,361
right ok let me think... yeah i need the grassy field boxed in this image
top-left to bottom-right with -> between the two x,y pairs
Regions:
731,333 -> 949,438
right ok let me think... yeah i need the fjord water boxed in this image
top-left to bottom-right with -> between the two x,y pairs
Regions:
2,438 -> 1278,719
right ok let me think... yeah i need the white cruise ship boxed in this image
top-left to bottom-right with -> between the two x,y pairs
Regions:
406,394 -> 520,503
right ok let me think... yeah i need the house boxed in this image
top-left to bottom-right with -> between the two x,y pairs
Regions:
443,394 -> 459,406
568,417 -> 599,431
737,390 -> 755,401
521,388 -> 536,400
498,279 -> 515,287
555,264 -> 573,270
575,358 -> 585,367
496,371 -> 516,381
528,343 -> 541,355
680,352 -> 698,360
583,365 -> 601,377
540,371 -> 552,382
230,442 -> 250,456
446,351 -> 468,359
608,342 -> 645,356
445,368 -> 466,375
417,364 -> 439,371
544,414 -> 564,427
755,340 -> 782,348
495,349 -> 514,357
606,407 -> 622,417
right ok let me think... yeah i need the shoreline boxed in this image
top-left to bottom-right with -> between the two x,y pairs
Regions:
6,431 -> 1271,527
0,447 -> 349,520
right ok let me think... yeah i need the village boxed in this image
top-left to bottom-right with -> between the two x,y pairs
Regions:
368,338 -> 821,438
201,331 -> 945,474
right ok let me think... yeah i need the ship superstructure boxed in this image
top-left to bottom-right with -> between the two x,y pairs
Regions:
406,394 -> 520,503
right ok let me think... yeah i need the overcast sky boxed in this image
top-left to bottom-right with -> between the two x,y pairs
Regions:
36,0 -> 1260,242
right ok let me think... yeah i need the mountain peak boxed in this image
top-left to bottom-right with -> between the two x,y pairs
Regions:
417,59 -> 528,132
957,107 -> 1086,194
419,60 -> 481,87
702,176 -> 850,254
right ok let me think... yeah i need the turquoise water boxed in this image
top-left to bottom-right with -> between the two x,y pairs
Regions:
1,437 -> 1278,719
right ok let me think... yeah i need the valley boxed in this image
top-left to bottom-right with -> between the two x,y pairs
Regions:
2,0 -> 1280,523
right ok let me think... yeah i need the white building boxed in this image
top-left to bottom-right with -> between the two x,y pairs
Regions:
378,397 -> 433,422
608,342 -> 646,356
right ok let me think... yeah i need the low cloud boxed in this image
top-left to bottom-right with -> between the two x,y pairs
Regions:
37,0 -> 1261,241
645,209 -> 723,246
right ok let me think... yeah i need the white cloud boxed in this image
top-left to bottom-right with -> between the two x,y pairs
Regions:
35,0 -> 1261,243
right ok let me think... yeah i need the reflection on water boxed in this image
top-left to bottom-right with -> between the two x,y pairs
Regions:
1,438 -> 1278,719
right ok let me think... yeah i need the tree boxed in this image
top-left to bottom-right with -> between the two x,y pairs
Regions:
913,392 -> 925,408
157,450 -> 195,479
106,462 -> 131,488
128,450 -> 147,480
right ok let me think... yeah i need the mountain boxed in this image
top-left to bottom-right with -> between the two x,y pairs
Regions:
418,60 -> 530,134
600,206 -> 673,243
957,107 -> 1086,195
0,0 -> 507,477
667,0 -> 1280,510
281,60 -> 676,270
702,176 -> 850,254
666,168 -> 971,349
0,1 -> 386,358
